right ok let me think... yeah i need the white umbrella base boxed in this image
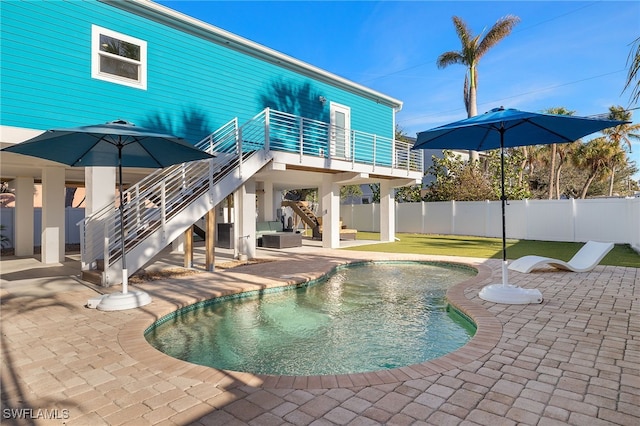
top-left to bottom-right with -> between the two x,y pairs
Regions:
479,284 -> 543,305
87,291 -> 152,311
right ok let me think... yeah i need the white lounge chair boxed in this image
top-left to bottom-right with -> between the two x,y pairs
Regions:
508,241 -> 614,273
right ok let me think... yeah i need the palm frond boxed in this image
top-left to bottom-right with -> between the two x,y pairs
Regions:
437,51 -> 466,68
623,37 -> 640,105
477,15 -> 520,58
452,16 -> 473,47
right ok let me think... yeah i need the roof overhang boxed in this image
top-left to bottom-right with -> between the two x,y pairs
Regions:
102,0 -> 403,111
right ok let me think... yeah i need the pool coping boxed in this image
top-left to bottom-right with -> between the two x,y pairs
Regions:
119,257 -> 501,390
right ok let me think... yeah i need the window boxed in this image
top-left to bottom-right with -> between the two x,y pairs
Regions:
92,25 -> 147,89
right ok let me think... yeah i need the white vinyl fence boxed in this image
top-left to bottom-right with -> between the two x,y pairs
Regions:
2,198 -> 639,252
0,208 -> 84,248
341,197 -> 640,251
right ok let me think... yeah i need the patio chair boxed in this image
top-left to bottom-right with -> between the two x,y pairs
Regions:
508,241 -> 614,273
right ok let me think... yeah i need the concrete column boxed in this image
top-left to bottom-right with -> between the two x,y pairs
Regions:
84,167 -> 115,262
233,180 -> 257,259
265,180 -> 275,221
85,167 -> 115,215
10,177 -> 34,256
380,180 -> 395,242
320,175 -> 340,248
41,167 -> 65,263
256,180 -> 275,222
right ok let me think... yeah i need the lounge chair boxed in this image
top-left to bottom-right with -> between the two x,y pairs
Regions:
508,241 -> 614,273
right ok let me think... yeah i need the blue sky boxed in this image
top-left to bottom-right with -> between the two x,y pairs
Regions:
158,0 -> 640,177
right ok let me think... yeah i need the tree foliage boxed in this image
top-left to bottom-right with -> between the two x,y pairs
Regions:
623,37 -> 640,106
437,15 -> 520,161
423,151 -> 494,201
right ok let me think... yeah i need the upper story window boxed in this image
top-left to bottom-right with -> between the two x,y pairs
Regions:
91,25 -> 147,90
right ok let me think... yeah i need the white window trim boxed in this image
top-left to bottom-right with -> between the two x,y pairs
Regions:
91,25 -> 147,90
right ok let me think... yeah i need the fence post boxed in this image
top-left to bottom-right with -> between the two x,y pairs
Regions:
450,200 -> 456,235
571,198 -> 577,242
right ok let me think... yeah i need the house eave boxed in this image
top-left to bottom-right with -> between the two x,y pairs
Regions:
102,0 -> 403,110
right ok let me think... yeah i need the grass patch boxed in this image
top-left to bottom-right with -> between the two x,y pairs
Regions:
346,232 -> 639,268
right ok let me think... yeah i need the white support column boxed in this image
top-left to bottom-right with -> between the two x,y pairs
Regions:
380,180 -> 395,242
320,175 -> 340,248
84,167 -> 115,262
85,167 -> 116,215
256,180 -> 275,222
234,180 -> 257,259
10,176 -> 34,256
41,167 -> 65,263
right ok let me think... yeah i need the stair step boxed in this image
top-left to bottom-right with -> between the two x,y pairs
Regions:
81,270 -> 103,285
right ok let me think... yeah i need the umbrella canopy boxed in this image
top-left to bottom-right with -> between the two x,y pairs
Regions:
2,119 -> 215,310
2,119 -> 213,168
413,107 -> 626,304
414,107 -> 626,150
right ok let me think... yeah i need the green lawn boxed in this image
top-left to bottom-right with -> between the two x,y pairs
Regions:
343,232 -> 640,268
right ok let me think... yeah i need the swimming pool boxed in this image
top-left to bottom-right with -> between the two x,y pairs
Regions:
145,261 -> 476,376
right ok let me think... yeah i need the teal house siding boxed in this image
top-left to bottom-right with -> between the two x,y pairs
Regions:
1,0 -> 397,147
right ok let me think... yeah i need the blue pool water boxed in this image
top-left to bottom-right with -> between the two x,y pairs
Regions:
145,262 -> 476,376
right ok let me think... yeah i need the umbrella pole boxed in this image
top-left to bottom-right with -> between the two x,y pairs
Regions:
478,123 -> 542,304
499,128 -> 509,287
118,144 -> 128,294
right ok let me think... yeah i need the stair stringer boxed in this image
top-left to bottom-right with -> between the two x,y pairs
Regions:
101,149 -> 271,286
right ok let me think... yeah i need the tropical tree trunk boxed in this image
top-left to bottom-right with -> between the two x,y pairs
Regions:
608,167 -> 616,196
548,144 -> 556,199
65,187 -> 77,208
518,158 -> 527,187
555,163 -> 563,199
580,173 -> 597,199
468,72 -> 479,162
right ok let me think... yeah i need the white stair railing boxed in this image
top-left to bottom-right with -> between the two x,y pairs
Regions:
78,110 -> 268,278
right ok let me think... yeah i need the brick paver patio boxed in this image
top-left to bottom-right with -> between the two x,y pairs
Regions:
1,244 -> 638,425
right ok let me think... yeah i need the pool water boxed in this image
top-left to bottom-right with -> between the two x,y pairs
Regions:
145,262 -> 476,376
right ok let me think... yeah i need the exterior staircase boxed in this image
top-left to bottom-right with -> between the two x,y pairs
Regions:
281,200 -> 320,230
79,111 -> 271,286
78,108 -> 423,286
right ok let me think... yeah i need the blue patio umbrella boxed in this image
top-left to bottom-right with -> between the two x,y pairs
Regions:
2,120 -> 215,310
413,107 -> 626,304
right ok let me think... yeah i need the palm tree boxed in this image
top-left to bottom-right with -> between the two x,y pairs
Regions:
437,15 -> 520,161
600,106 -> 639,195
514,145 -> 541,189
573,137 -> 617,198
623,37 -> 640,106
542,107 -> 576,199
554,141 -> 580,199
601,105 -> 640,152
605,144 -> 627,196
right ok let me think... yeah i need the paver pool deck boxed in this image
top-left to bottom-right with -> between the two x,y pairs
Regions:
1,242 -> 638,425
